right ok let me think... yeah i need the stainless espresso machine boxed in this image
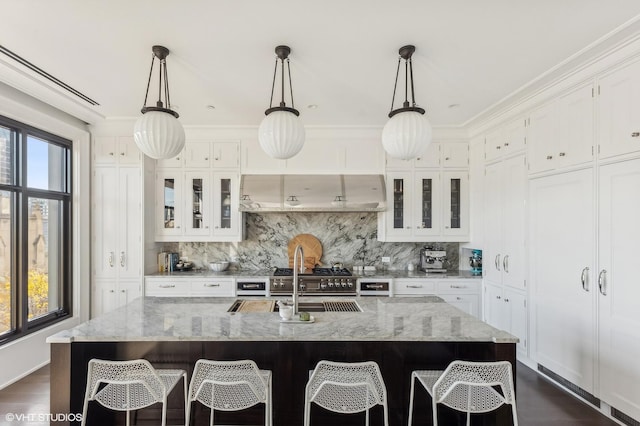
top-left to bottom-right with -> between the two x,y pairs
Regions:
419,247 -> 448,273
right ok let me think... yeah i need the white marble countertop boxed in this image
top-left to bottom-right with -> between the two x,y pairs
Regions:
47,296 -> 516,344
146,269 -> 482,279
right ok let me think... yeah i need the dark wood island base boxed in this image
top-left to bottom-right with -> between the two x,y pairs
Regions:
51,340 -> 516,426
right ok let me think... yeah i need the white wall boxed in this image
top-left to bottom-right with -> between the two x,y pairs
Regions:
0,82 -> 91,389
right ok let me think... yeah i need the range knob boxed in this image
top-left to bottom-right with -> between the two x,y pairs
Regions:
347,280 -> 353,288
341,279 -> 347,288
328,280 -> 334,287
320,282 -> 327,289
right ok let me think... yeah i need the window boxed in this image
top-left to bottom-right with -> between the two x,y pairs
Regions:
0,116 -> 72,344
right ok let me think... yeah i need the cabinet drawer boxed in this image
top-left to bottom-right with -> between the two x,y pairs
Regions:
436,280 -> 480,294
393,280 -> 436,295
190,279 -> 234,296
439,294 -> 480,318
145,279 -> 189,296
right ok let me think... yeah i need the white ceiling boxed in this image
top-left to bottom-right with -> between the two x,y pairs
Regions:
2,0 -> 640,128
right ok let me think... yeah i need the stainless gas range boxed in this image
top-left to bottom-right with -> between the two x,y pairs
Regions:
269,267 -> 356,296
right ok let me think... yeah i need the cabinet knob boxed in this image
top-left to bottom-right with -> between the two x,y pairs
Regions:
176,157 -> 180,160
504,142 -> 510,147
416,157 -> 421,161
205,157 -> 209,160
120,152 -> 125,156
405,226 -> 411,229
496,146 -> 501,150
631,132 -> 640,137
546,155 -> 553,160
496,295 -> 501,299
214,157 -> 220,160
121,290 -> 126,293
109,290 -> 115,293
445,157 -> 450,160
559,152 -> 566,157
504,298 -> 510,302
176,226 -> 181,229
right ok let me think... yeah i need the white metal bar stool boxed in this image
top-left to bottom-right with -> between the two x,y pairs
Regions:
408,360 -> 518,426
186,359 -> 272,426
304,360 -> 389,426
81,358 -> 187,426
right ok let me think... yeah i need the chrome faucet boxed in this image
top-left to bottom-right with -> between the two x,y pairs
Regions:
292,244 -> 305,315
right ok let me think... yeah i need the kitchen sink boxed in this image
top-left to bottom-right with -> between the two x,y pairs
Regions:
227,299 -> 362,313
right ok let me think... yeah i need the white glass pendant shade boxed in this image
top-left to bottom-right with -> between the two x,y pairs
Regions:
382,110 -> 433,160
258,110 -> 305,159
133,111 -> 186,159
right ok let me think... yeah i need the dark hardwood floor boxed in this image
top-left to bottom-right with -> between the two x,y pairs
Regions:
0,363 -> 622,425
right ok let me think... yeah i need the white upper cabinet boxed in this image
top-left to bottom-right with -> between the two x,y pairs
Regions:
598,58 -> 640,159
484,117 -> 526,163
528,82 -> 594,173
387,142 -> 468,169
212,141 -> 241,168
241,136 -> 383,174
378,169 -> 468,242
94,136 -> 141,165
155,170 -> 242,242
157,140 -> 240,169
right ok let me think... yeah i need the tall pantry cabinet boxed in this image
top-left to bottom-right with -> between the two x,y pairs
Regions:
528,55 -> 640,423
481,118 -> 528,359
91,136 -> 144,317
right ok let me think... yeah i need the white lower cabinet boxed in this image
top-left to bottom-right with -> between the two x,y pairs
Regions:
145,277 -> 235,297
92,279 -> 141,318
483,281 -> 527,358
392,279 -> 481,318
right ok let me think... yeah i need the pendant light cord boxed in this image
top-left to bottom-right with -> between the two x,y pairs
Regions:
268,58 -> 277,108
409,57 -> 416,106
163,59 -> 171,108
389,57 -> 401,112
287,58 -> 295,109
142,53 -> 155,108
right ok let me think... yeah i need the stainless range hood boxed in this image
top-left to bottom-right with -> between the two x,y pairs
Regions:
239,175 -> 386,212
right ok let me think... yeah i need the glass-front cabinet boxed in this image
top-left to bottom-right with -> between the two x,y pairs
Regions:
156,171 -> 242,241
379,171 -> 468,242
212,173 -> 240,238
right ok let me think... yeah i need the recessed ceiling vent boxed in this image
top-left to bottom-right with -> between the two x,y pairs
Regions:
0,44 -> 99,106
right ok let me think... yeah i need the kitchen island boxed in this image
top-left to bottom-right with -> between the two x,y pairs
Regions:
48,296 -> 517,425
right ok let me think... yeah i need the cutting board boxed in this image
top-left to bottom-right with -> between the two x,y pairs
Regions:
237,300 -> 275,313
288,234 -> 323,270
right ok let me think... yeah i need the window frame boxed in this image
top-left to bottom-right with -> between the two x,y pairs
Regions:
0,115 -> 72,345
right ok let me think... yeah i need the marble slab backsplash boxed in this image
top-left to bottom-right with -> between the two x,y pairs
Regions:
161,213 -> 459,272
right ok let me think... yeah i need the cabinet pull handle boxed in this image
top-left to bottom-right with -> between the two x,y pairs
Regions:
559,152 -> 566,157
503,255 -> 509,273
450,285 -> 466,289
108,252 -> 114,267
407,285 -> 423,288
366,284 -> 385,289
598,269 -> 607,295
546,155 -> 553,160
159,284 -> 176,288
631,132 -> 640,137
204,284 -> 220,287
495,254 -> 501,271
580,267 -> 589,291
120,251 -> 125,267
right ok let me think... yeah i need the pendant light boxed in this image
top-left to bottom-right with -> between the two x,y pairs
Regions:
258,45 -> 305,159
133,45 -> 185,160
382,45 -> 432,160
